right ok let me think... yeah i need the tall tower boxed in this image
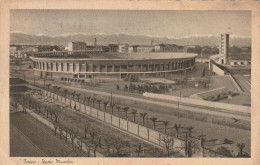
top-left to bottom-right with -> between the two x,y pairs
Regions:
94,37 -> 97,47
219,34 -> 229,64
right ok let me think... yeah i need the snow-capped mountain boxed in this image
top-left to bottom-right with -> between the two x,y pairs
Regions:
10,32 -> 251,46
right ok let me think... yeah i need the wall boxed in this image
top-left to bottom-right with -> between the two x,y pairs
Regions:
143,92 -> 250,114
212,62 -> 225,75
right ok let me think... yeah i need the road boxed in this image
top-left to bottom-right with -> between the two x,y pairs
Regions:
54,84 -> 250,121
10,123 -> 47,157
233,75 -> 251,94
10,112 -> 87,157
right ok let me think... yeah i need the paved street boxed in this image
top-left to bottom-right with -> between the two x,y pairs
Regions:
56,84 -> 250,121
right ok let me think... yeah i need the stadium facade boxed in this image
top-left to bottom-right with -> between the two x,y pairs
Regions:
29,51 -> 197,79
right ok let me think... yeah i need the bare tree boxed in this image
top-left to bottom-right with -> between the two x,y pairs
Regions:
58,123 -> 63,139
131,109 -> 137,122
116,106 -> 121,115
97,99 -> 102,110
140,112 -> 147,126
89,129 -> 96,144
64,126 -> 69,143
53,108 -> 61,123
63,89 -> 67,99
122,106 -> 129,120
86,97 -> 91,106
91,98 -> 96,107
77,140 -> 83,153
84,123 -> 89,139
237,143 -> 245,157
150,117 -> 157,129
69,127 -> 79,148
163,121 -> 169,134
76,93 -> 80,102
161,135 -> 174,157
135,143 -> 142,157
110,103 -> 116,114
91,142 -> 99,157
56,87 -> 60,100
103,101 -> 109,112
113,138 -> 124,156
104,136 -> 113,156
85,143 -> 92,157
174,124 -> 181,138
71,91 -> 76,100
53,122 -> 58,136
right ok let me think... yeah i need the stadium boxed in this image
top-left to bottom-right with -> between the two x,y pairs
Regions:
29,50 -> 197,79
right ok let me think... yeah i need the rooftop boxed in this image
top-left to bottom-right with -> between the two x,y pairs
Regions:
30,52 -> 197,60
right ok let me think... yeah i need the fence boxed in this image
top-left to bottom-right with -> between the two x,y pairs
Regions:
41,89 -> 189,155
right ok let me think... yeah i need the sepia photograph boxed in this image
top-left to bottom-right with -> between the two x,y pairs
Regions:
8,9 -> 253,159
8,10 -> 253,158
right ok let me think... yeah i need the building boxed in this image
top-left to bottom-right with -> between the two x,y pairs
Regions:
136,45 -> 155,53
33,45 -> 52,52
155,44 -> 183,52
219,34 -> 229,64
209,34 -> 251,75
68,42 -> 86,51
10,45 -> 22,58
30,51 -> 197,79
118,44 -> 129,53
108,44 -> 119,52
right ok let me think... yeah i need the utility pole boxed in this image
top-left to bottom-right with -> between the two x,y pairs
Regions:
110,89 -> 113,104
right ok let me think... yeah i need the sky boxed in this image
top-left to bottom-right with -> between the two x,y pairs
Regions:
10,10 -> 251,38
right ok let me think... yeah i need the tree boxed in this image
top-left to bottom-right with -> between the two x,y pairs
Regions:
135,143 -> 142,157
77,140 -> 83,153
64,126 -> 69,143
163,121 -> 169,134
150,117 -> 158,130
76,93 -> 80,102
174,124 -> 181,138
13,101 -> 18,112
91,98 -> 96,107
46,84 -> 51,91
53,108 -> 61,123
85,143 -> 92,157
122,106 -> 129,120
63,89 -> 67,99
89,129 -> 96,144
161,135 -> 174,157
113,138 -> 124,156
237,143 -> 245,157
86,97 -> 91,106
91,142 -> 99,157
69,127 -> 78,148
116,106 -> 121,115
53,122 -> 58,136
110,103 -> 116,114
56,87 -> 61,100
103,101 -> 109,112
84,123 -> 89,139
71,91 -> 76,100
96,100 -> 102,110
116,84 -> 120,90
131,109 -> 137,122
58,123 -> 63,139
104,136 -> 113,157
140,113 -> 147,126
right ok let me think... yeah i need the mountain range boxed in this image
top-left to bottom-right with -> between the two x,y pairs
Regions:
10,32 -> 251,47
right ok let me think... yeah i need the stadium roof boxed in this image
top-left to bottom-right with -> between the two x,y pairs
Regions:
30,52 -> 197,60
